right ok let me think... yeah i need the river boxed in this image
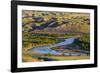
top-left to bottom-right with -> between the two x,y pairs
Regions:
30,38 -> 87,56
31,38 -> 72,55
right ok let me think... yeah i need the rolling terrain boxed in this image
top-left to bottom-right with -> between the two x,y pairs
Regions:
22,10 -> 90,62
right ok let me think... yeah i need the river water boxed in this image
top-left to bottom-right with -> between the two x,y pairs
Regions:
31,38 -> 75,55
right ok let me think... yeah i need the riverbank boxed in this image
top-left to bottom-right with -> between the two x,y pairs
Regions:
42,55 -> 90,61
22,55 -> 90,62
22,35 -> 90,62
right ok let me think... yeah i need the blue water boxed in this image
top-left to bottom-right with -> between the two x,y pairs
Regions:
31,38 -> 75,55
51,38 -> 75,48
